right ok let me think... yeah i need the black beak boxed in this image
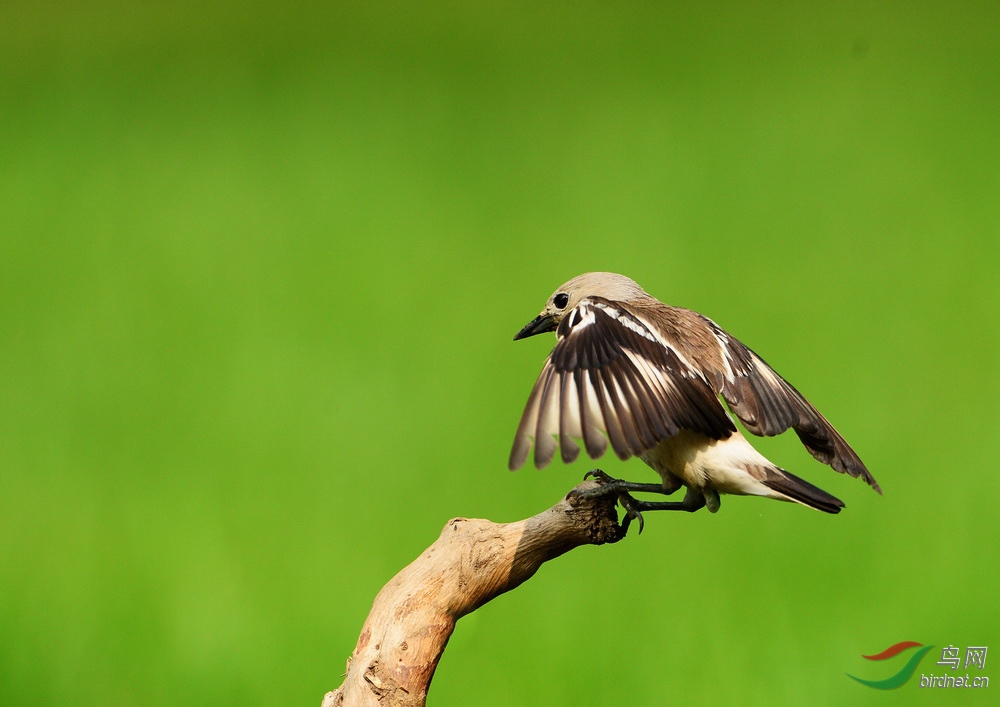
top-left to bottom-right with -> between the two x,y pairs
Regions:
514,313 -> 557,341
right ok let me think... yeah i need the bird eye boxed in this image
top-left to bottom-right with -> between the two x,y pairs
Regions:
553,293 -> 569,309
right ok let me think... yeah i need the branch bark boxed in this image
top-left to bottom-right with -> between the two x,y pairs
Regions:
323,479 -> 625,707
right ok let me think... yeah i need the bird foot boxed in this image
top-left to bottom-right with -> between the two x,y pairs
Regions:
573,469 -> 662,535
582,469 -> 614,484
572,469 -> 709,532
616,491 -> 646,535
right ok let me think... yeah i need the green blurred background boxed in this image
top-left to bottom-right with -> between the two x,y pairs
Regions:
2,2 -> 997,705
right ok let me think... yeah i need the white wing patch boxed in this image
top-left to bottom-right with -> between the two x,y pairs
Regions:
587,301 -> 658,343
562,302 -> 596,335
705,319 -> 737,382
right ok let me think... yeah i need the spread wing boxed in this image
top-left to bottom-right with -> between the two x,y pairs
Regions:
692,314 -> 881,493
509,298 -> 736,470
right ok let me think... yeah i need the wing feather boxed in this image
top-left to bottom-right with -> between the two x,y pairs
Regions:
532,365 -> 560,468
674,312 -> 881,493
559,368 -> 581,464
510,298 -> 735,469
577,369 -> 607,458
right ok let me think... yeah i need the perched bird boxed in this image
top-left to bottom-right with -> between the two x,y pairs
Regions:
509,272 -> 880,519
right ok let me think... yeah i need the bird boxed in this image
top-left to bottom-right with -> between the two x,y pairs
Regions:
509,272 -> 880,522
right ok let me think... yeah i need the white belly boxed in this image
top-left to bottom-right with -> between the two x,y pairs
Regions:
640,429 -> 776,497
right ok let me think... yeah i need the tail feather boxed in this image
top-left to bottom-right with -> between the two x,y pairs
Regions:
760,467 -> 845,514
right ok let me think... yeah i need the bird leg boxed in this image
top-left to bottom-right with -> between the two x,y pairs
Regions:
572,469 -> 700,535
579,469 -> 675,496
625,487 -> 709,514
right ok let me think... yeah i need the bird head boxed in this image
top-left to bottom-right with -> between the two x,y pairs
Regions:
513,272 -> 649,340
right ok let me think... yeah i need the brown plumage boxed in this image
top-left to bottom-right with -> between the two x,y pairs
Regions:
510,272 -> 880,514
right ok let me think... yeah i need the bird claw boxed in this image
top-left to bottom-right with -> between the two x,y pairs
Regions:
576,470 -> 646,535
617,492 -> 645,535
583,468 -> 612,483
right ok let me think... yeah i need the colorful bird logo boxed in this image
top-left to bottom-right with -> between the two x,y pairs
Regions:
847,641 -> 935,689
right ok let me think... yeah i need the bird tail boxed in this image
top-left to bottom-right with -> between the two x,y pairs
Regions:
759,466 -> 845,514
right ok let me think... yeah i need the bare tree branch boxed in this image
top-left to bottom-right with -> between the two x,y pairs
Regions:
323,479 -> 625,707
